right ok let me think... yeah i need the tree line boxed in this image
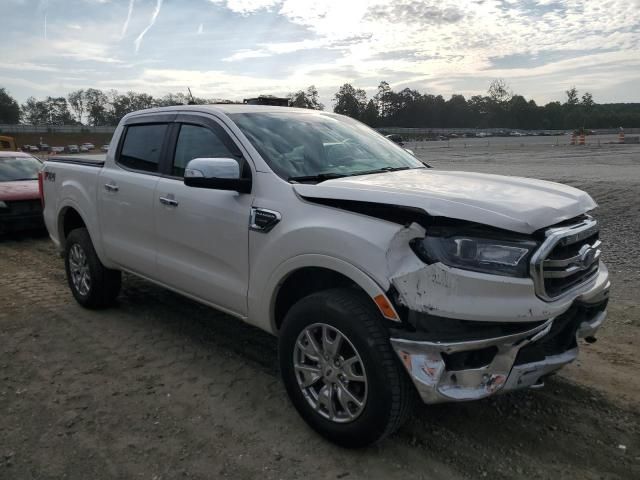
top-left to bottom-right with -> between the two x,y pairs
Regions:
333,80 -> 640,130
1,81 -> 639,130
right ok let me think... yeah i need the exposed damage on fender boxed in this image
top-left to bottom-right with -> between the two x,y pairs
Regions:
384,218 -> 610,404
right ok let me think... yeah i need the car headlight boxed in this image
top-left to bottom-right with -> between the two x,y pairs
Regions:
411,234 -> 539,277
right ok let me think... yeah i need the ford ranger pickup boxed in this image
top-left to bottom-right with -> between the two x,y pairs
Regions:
40,105 -> 610,447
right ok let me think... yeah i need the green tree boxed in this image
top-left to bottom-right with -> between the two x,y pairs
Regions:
488,79 -> 512,104
21,97 -> 48,124
361,99 -> 379,126
444,94 -> 470,127
154,92 -> 188,107
20,96 -> 74,125
68,89 -> 86,124
581,92 -> 594,109
565,86 -> 579,106
84,88 -> 109,126
333,83 -> 367,120
542,101 -> 563,129
44,97 -> 74,125
508,95 -> 530,129
288,85 -> 324,110
467,95 -> 490,127
0,88 -> 20,124
374,81 -> 392,120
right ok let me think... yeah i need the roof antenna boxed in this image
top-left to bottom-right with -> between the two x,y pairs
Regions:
187,87 -> 197,105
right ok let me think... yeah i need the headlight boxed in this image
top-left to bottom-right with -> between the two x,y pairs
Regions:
412,234 -> 538,277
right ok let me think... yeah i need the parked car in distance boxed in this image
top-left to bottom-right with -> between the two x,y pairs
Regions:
28,145 -> 39,152
385,134 -> 404,146
41,105 -> 610,447
79,145 -> 90,152
66,145 -> 79,153
81,143 -> 95,150
100,144 -> 110,152
0,151 -> 44,233
51,146 -> 65,153
38,143 -> 50,152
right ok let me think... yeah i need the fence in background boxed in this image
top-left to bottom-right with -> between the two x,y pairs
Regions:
401,133 -> 637,151
377,127 -> 640,136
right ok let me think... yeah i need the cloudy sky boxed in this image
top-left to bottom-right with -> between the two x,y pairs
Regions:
3,0 -> 640,107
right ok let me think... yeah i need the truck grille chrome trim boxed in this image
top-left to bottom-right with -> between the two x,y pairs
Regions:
530,217 -> 601,301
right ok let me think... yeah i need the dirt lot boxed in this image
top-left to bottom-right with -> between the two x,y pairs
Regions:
1,138 -> 639,479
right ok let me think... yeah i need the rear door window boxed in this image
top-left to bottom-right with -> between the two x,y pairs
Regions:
118,124 -> 168,173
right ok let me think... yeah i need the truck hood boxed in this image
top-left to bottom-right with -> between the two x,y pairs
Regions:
293,169 -> 596,234
0,180 -> 40,201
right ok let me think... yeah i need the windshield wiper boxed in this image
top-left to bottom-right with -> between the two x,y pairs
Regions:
347,166 -> 417,177
288,172 -> 349,183
288,166 -> 422,184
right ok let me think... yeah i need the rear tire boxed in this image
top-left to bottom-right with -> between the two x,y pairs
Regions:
278,288 -> 415,447
64,228 -> 121,309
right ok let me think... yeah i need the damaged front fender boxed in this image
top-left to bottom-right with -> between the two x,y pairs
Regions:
385,223 -> 567,322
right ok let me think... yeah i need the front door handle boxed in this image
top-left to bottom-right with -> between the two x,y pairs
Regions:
159,196 -> 179,207
104,183 -> 119,192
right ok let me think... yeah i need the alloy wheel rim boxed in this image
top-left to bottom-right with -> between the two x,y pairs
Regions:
69,244 -> 91,296
293,323 -> 368,423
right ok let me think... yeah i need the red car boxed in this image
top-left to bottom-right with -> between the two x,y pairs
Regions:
0,151 -> 44,233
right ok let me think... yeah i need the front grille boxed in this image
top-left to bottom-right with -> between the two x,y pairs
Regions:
530,217 -> 601,300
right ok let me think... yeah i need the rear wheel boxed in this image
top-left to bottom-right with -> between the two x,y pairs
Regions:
64,228 -> 121,309
278,288 -> 415,447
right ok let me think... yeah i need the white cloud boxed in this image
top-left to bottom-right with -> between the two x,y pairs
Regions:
134,0 -> 163,54
208,0 -> 280,14
121,0 -> 135,38
222,49 -> 272,62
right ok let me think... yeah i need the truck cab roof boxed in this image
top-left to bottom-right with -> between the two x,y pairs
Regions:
122,104 -> 323,120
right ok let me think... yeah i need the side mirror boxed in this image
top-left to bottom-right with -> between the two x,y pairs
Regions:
183,157 -> 251,193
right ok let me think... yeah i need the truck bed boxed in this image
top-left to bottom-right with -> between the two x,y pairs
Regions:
46,154 -> 106,167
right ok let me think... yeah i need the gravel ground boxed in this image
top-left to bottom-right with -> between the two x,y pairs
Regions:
1,138 -> 638,479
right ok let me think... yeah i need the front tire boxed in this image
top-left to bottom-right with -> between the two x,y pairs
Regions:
278,288 -> 414,447
64,228 -> 121,309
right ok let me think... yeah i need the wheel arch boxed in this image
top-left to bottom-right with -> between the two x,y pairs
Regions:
55,202 -> 109,266
264,255 -> 400,334
58,205 -> 87,248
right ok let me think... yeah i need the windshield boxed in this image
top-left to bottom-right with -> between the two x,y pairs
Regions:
0,156 -> 42,182
230,111 -> 424,181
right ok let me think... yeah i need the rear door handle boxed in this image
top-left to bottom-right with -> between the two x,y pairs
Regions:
104,183 -> 119,192
159,196 -> 179,207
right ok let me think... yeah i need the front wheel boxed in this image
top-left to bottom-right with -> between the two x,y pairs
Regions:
64,228 -> 121,309
278,288 -> 415,447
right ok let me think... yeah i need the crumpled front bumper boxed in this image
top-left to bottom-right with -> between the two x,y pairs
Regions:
390,288 -> 609,404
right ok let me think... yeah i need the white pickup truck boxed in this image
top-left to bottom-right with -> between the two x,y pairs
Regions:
40,105 -> 610,447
